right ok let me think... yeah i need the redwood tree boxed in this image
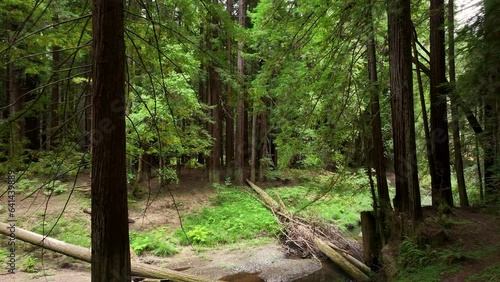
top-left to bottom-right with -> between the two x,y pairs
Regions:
91,0 -> 131,280
482,0 -> 500,203
430,0 -> 453,207
387,0 -> 421,220
235,0 -> 247,185
448,0 -> 468,207
367,0 -> 390,212
225,0 -> 235,177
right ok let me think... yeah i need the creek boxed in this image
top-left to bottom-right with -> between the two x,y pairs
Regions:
219,259 -> 351,282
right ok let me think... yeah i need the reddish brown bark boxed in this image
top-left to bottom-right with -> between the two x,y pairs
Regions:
430,0 -> 453,207
91,0 -> 131,280
387,0 -> 421,220
235,0 -> 247,185
367,0 -> 390,211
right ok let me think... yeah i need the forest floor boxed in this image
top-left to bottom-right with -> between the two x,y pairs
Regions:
0,169 -> 498,281
390,206 -> 500,282
0,169 -> 343,282
440,207 -> 500,282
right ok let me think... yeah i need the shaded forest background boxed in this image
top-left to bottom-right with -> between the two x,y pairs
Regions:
1,0 -> 498,202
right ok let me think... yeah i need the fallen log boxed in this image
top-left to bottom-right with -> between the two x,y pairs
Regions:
325,241 -> 371,275
0,222 -> 220,282
246,179 -> 282,212
246,179 -> 371,280
314,238 -> 370,281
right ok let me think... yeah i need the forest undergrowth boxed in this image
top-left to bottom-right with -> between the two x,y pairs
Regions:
0,169 -> 372,273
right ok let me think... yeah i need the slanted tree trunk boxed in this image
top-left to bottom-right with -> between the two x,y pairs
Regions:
0,222 -> 220,282
448,0 -> 468,207
246,180 -> 370,281
412,28 -> 435,195
387,0 -> 421,220
91,0 -> 131,280
367,0 -> 390,212
430,0 -> 453,207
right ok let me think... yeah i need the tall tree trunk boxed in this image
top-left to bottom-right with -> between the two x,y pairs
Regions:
448,0 -> 468,207
430,0 -> 453,207
482,0 -> 500,203
8,63 -> 24,158
197,27 -> 207,167
48,45 -> 61,149
475,105 -> 484,202
206,4 -> 222,183
209,64 -> 222,183
250,109 -> 257,182
137,150 -> 152,183
1,67 -> 9,159
225,0 -> 235,178
387,0 -> 421,220
1,67 -> 7,120
48,14 -> 61,149
91,0 -> 131,280
24,74 -> 40,151
244,102 -> 250,165
258,108 -> 269,182
367,0 -> 391,212
235,0 -> 247,185
483,100 -> 498,202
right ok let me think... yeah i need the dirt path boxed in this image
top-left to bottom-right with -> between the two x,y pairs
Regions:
441,208 -> 500,281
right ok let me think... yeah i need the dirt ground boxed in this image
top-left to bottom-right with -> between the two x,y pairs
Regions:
441,207 -> 500,281
0,242 -> 326,282
0,170 -> 326,282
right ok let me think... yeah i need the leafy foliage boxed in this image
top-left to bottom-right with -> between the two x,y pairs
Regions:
21,256 -> 38,273
396,238 -> 475,281
175,172 -> 371,245
277,172 -> 372,230
467,264 -> 500,282
130,227 -> 178,256
174,186 -> 281,246
31,215 -> 90,247
13,176 -> 69,196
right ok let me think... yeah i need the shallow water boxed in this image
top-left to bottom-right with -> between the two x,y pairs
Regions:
219,260 -> 351,282
293,260 -> 351,282
219,272 -> 264,282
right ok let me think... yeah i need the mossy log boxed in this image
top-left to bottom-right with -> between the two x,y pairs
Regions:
0,222 -> 221,282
